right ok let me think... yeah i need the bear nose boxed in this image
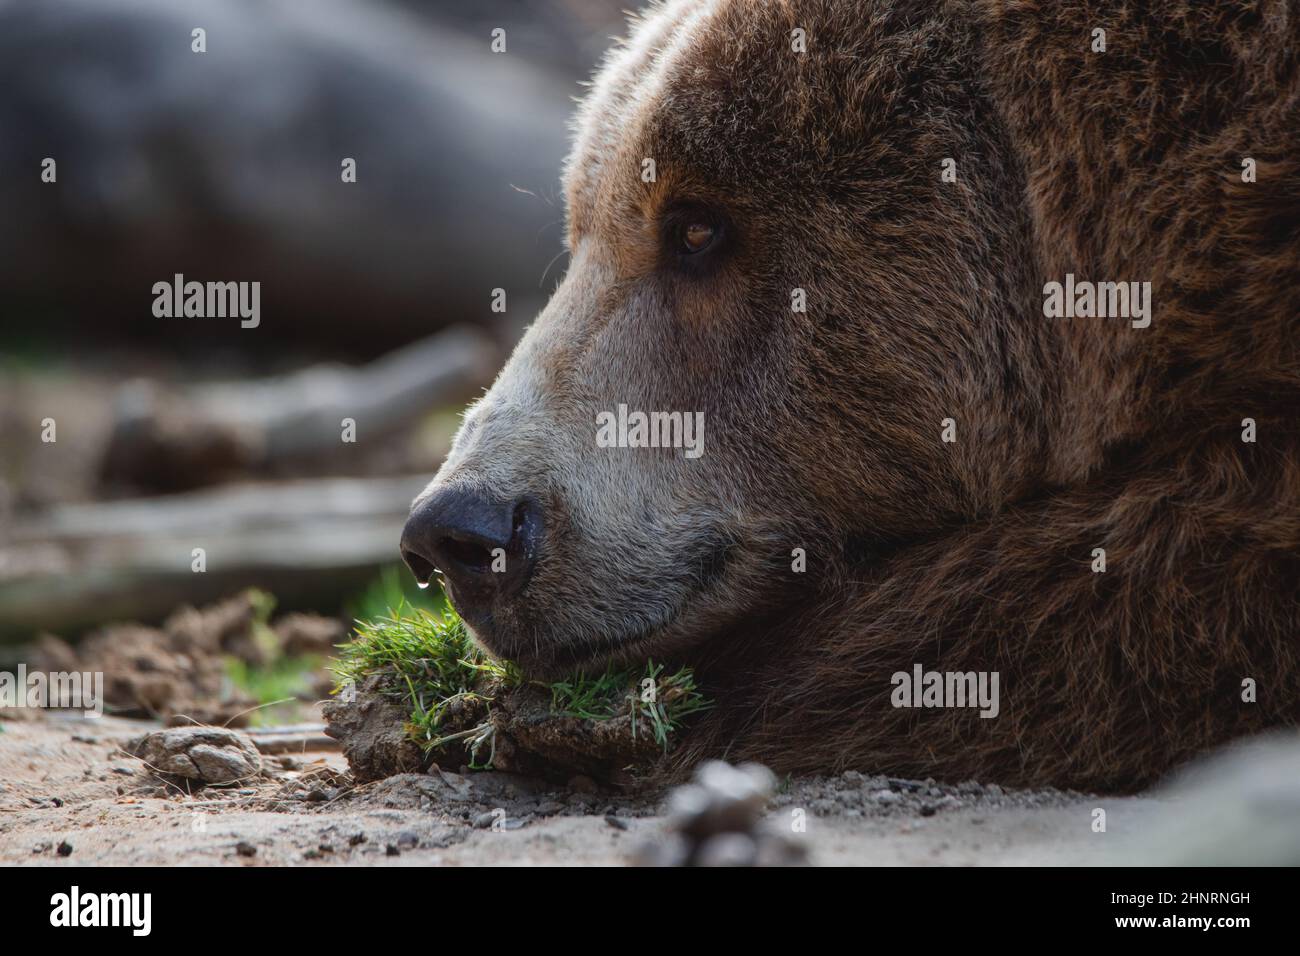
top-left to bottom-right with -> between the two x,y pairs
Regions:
400,487 -> 541,612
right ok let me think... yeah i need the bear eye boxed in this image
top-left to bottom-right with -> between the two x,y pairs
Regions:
681,221 -> 715,254
663,204 -> 729,273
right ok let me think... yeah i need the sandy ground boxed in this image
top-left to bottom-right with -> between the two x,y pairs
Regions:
0,708 -> 1166,866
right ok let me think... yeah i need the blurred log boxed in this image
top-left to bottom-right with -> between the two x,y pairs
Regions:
99,325 -> 497,492
0,0 -> 580,353
0,475 -> 428,642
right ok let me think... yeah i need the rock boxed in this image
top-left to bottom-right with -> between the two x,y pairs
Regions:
636,760 -> 808,867
668,761 -> 775,839
1111,732 -> 1300,866
125,727 -> 262,785
235,841 -> 257,857
695,832 -> 758,867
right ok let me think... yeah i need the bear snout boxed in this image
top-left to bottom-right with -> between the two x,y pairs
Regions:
400,485 -> 542,624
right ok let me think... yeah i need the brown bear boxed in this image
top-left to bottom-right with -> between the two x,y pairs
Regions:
401,0 -> 1300,791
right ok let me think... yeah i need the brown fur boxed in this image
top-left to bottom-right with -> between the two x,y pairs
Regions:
666,0 -> 1300,791
425,0 -> 1300,791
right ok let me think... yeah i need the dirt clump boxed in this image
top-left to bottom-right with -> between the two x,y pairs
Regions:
322,674 -> 673,787
488,683 -> 664,782
321,674 -> 427,783
276,613 -> 346,657
30,590 -> 340,726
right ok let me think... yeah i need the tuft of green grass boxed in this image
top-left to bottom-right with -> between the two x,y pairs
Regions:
332,603 -> 516,764
331,601 -> 711,767
333,603 -> 517,702
550,661 -> 711,749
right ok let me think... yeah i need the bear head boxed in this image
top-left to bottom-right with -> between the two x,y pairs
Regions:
403,0 -> 1063,676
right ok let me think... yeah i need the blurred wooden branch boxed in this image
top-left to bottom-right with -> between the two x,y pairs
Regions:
0,475 -> 428,642
99,325 -> 498,491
